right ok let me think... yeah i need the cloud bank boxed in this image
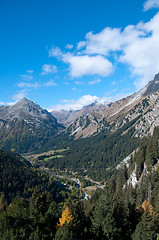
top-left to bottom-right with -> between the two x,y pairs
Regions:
49,12 -> 159,90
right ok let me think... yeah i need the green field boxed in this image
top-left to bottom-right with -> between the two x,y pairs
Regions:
43,155 -> 64,161
23,148 -> 67,162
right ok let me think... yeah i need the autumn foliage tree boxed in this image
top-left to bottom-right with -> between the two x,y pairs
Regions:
57,206 -> 74,228
142,200 -> 155,216
133,200 -> 158,240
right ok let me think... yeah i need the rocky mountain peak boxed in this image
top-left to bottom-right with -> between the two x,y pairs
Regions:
143,72 -> 159,96
12,97 -> 37,108
8,98 -> 47,120
153,72 -> 159,81
21,97 -> 29,102
0,98 -> 65,153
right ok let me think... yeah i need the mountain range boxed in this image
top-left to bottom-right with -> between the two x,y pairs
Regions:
0,73 -> 159,153
56,73 -> 159,139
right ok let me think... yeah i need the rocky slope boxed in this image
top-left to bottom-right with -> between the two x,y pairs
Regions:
0,98 -> 64,153
64,73 -> 159,139
115,125 -> 159,200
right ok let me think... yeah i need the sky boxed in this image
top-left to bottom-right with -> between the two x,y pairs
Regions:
0,0 -> 159,111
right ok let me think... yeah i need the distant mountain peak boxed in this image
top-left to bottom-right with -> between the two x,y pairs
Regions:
0,97 -> 65,153
20,97 -> 30,103
16,97 -> 31,104
11,98 -> 41,112
21,97 -> 28,101
13,97 -> 32,106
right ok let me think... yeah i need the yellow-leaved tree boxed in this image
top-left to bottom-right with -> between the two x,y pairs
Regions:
136,200 -> 156,216
142,200 -> 155,216
57,206 -> 74,228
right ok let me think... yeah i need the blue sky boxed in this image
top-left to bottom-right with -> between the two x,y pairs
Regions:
0,0 -> 159,110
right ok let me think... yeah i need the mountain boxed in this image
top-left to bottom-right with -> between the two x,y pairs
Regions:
51,102 -> 106,127
0,98 -> 65,153
83,126 -> 159,240
1,73 -> 159,154
44,73 -> 159,180
63,73 -> 159,139
114,125 -> 159,208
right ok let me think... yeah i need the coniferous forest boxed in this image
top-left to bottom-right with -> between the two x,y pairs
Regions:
0,127 -> 159,239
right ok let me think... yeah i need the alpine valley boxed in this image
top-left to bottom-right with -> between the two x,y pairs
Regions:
0,74 -> 159,240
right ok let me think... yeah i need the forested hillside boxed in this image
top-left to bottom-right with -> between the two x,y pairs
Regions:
44,116 -> 141,181
85,126 -> 159,240
0,127 -> 159,239
0,149 -> 66,203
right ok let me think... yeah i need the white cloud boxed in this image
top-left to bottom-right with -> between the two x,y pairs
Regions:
84,28 -> 123,55
62,54 -> 114,77
48,94 -> 108,111
49,46 -> 113,78
77,41 -> 86,50
41,64 -> 57,75
80,25 -> 146,56
19,74 -> 33,81
19,70 -> 34,81
17,79 -> 56,89
0,102 -> 4,105
144,0 -> 159,11
17,82 -> 40,88
88,78 -> 101,85
49,47 -> 62,57
44,79 -> 57,86
120,12 -> 159,89
65,44 -> 73,50
27,70 -> 34,73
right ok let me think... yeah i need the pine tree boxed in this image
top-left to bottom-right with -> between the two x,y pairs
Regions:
132,208 -> 157,240
0,192 -> 7,212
